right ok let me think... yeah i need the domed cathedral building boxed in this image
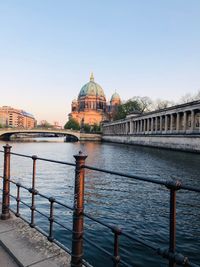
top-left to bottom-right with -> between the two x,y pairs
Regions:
69,73 -> 121,126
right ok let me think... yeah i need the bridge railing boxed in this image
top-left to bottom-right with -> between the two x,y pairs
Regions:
0,144 -> 199,267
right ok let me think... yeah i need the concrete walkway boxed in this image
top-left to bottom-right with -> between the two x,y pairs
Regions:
0,212 -> 71,267
0,244 -> 19,267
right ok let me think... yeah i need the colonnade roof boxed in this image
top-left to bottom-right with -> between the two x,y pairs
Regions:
135,99 -> 200,119
103,99 -> 200,126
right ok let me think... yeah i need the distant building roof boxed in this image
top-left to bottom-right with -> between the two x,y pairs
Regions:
21,111 -> 35,119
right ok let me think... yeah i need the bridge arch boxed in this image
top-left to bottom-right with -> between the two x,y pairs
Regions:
0,129 -> 80,142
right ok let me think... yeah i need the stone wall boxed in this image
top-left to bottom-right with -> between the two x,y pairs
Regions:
80,133 -> 102,141
102,134 -> 200,153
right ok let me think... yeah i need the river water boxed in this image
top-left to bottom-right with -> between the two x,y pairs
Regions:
0,139 -> 199,267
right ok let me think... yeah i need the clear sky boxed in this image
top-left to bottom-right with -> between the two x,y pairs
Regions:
0,0 -> 200,125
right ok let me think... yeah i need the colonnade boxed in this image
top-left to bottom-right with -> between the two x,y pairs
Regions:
103,108 -> 200,136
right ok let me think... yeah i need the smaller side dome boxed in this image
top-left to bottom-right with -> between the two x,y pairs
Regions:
110,92 -> 121,103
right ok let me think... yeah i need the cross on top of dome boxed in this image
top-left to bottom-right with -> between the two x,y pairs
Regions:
90,72 -> 94,82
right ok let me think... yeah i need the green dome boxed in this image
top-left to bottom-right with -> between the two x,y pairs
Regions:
111,92 -> 121,101
78,73 -> 105,99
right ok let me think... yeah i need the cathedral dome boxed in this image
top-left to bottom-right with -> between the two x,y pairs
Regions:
78,73 -> 106,99
111,92 -> 121,102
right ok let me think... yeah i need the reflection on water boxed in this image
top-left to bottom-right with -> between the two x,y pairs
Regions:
10,136 -> 66,142
0,140 -> 199,267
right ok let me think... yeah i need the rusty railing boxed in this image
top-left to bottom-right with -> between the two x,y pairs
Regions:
0,144 -> 200,267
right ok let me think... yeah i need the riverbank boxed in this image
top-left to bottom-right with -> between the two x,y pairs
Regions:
102,134 -> 200,153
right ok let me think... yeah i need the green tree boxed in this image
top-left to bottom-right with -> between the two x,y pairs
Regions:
83,123 -> 91,133
64,118 -> 80,130
113,100 -> 142,120
92,123 -> 101,133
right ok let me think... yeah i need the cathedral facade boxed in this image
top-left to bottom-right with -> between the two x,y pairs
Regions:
69,74 -> 121,126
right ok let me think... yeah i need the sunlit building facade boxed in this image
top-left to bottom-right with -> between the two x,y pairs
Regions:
0,106 -> 36,128
69,74 -> 121,126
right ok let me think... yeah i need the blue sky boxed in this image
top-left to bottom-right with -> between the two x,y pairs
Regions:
0,0 -> 200,125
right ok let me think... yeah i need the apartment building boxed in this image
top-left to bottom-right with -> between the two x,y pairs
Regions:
0,106 -> 36,128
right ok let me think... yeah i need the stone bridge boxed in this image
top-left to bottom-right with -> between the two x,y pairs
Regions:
0,128 -> 102,142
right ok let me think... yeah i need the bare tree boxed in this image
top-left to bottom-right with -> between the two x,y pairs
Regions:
153,99 -> 174,110
131,96 -> 153,113
179,90 -> 200,103
194,90 -> 200,100
179,93 -> 193,103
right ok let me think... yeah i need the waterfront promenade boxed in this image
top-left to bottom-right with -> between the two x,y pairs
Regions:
0,206 -> 71,267
0,244 -> 19,267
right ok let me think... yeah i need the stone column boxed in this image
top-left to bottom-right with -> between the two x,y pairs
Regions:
140,120 -> 143,132
144,119 -> 146,132
132,121 -> 135,133
183,112 -> 187,132
165,115 -> 168,132
151,118 -> 154,133
147,118 -> 150,133
126,122 -> 129,134
132,120 -> 134,134
170,114 -> 173,132
130,120 -> 133,134
160,116 -> 163,133
155,117 -> 158,133
176,113 -> 180,132
191,110 -> 195,132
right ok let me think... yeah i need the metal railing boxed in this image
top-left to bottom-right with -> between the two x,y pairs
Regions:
0,144 -> 199,267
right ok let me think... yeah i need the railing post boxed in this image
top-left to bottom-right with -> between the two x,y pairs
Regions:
29,155 -> 37,228
169,188 -> 176,267
48,197 -> 55,242
112,227 -> 122,267
166,180 -> 181,267
71,151 -> 87,267
1,144 -> 12,220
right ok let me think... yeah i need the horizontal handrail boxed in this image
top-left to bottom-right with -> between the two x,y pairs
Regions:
1,150 -> 200,193
0,176 -> 157,245
0,147 -> 199,267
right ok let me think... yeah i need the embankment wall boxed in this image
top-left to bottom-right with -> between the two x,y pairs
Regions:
102,134 -> 200,152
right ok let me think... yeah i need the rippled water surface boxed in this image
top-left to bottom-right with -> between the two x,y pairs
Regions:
0,140 -> 199,267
